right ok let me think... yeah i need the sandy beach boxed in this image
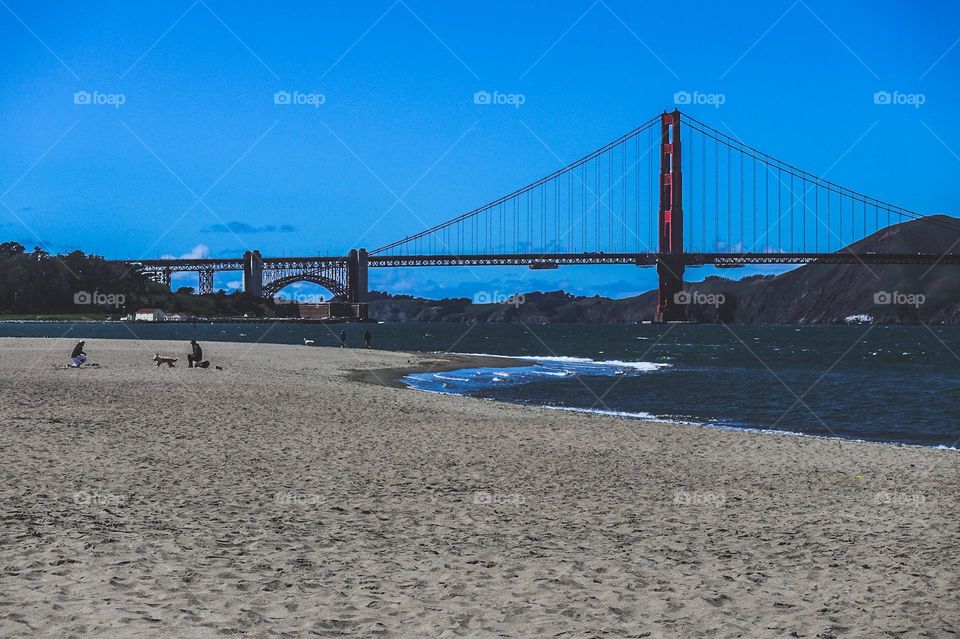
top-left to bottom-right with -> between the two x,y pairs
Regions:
0,337 -> 956,638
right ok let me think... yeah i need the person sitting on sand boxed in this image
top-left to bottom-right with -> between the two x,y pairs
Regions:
69,341 -> 87,368
339,330 -> 347,348
363,329 -> 372,349
187,340 -> 203,368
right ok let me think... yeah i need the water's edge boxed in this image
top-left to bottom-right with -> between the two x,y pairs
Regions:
400,354 -> 959,452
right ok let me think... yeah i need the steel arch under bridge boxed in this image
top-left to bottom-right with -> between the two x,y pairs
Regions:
260,259 -> 351,299
124,249 -> 368,302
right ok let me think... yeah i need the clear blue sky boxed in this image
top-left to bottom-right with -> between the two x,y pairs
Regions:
1,0 -> 958,298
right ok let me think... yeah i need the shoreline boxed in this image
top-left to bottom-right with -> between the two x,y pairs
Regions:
345,351 -> 532,389
354,350 -> 960,452
6,332 -> 955,451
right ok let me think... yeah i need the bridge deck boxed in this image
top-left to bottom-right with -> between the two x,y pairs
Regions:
114,252 -> 960,272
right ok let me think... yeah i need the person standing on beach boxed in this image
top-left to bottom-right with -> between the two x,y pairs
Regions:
363,329 -> 372,349
339,330 -> 347,348
69,341 -> 87,368
188,340 -> 203,368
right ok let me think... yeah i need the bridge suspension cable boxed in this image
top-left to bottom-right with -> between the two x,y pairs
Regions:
372,110 -> 951,259
678,114 -> 956,254
371,115 -> 662,257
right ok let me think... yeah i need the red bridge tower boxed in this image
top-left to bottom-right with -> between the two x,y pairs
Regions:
655,110 -> 686,322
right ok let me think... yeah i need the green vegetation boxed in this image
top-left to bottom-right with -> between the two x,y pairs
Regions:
0,242 -> 290,318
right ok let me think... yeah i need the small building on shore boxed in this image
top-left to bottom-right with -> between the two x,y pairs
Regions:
134,308 -> 166,322
297,302 -> 368,321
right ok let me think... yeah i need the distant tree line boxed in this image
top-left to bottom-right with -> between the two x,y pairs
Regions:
0,242 -> 287,317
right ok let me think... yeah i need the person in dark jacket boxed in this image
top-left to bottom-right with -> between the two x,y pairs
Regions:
188,340 -> 203,368
69,341 -> 87,368
339,330 -> 347,348
363,329 -> 372,349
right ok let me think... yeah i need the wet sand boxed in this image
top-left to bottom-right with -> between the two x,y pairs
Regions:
0,337 -> 956,637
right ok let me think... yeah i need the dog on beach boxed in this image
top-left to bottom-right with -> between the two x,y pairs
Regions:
153,354 -> 178,368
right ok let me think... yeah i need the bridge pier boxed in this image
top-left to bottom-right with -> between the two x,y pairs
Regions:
156,267 -> 172,291
655,109 -> 686,323
347,248 -> 368,303
243,250 -> 263,297
655,256 -> 686,322
198,268 -> 215,295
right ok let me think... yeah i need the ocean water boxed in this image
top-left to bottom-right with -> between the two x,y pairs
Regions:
3,321 -> 959,448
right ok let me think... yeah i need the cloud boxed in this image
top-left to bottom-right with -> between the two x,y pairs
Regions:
161,244 -> 209,259
202,221 -> 296,234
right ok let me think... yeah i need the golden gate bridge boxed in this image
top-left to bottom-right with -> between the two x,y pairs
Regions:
118,110 -> 960,321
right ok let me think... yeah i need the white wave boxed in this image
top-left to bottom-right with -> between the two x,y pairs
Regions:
454,352 -> 671,373
543,405 -> 659,421
434,374 -> 469,382
591,360 -> 669,372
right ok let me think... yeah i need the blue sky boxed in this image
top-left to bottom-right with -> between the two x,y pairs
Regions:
1,0 -> 958,298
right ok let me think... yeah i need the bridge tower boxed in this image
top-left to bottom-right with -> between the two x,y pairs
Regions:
243,250 -> 263,297
198,268 -> 215,295
347,248 -> 368,303
655,110 -> 685,322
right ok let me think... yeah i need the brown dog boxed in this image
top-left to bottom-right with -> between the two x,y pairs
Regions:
153,354 -> 178,368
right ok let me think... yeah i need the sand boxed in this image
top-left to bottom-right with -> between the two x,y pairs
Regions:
0,337 -> 956,638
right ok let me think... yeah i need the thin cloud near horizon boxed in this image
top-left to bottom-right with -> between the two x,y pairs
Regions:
201,222 -> 297,234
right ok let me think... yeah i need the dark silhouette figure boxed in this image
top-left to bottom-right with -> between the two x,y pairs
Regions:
339,330 -> 347,348
188,340 -> 203,368
69,341 -> 87,368
363,330 -> 372,349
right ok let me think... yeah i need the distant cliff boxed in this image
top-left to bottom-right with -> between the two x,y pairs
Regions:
367,216 -> 960,324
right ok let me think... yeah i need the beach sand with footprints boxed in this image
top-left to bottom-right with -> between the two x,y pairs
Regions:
0,337 -> 956,637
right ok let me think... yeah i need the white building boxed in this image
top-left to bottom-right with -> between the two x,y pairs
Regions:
134,308 -> 166,322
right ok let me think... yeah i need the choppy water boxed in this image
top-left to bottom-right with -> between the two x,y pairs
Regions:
3,321 -> 959,448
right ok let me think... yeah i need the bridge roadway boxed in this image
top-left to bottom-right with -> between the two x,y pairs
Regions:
112,250 -> 960,305
121,251 -> 960,271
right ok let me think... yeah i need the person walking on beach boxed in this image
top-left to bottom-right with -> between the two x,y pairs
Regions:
69,341 -> 87,368
187,340 -> 203,368
363,329 -> 372,349
338,330 -> 347,348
